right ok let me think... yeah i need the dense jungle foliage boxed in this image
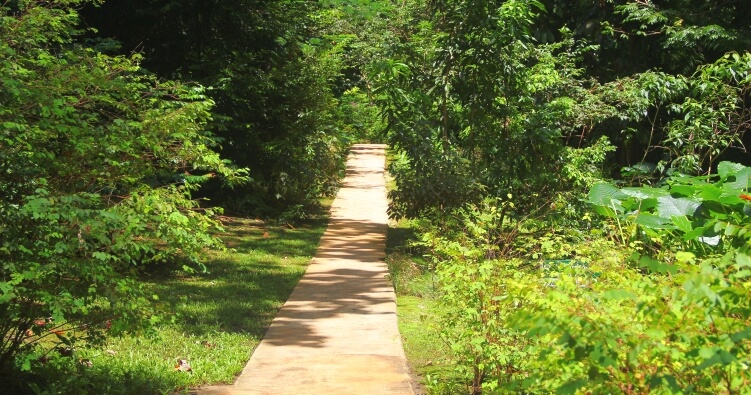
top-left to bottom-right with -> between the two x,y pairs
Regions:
377,0 -> 751,394
1,0 -> 750,393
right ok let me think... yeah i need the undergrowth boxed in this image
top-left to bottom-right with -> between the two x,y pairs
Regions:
387,218 -> 466,394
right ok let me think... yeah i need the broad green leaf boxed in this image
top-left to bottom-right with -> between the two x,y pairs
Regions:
671,215 -> 693,233
656,196 -> 700,218
92,252 -> 112,261
675,251 -> 696,264
639,255 -> 678,275
724,223 -> 740,235
717,161 -> 746,180
726,167 -> 751,191
736,252 -> 751,268
635,213 -> 674,229
588,182 -> 628,207
694,184 -> 723,201
621,186 -> 668,199
696,348 -> 736,370
645,328 -> 666,339
730,327 -> 751,343
716,193 -> 745,205
588,183 -> 628,216
648,375 -> 680,392
589,202 -> 620,217
602,289 -> 636,300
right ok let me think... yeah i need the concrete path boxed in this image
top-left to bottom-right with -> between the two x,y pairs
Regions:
196,144 -> 414,395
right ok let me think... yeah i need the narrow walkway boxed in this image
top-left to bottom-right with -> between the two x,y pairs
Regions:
197,144 -> 414,394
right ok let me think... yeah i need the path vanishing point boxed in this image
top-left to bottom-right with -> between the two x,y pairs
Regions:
196,144 -> 416,395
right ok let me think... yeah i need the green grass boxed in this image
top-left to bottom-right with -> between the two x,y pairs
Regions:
33,213 -> 329,395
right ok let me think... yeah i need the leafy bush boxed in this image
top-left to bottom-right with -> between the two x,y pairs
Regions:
423,161 -> 751,393
0,1 -> 245,385
338,87 -> 385,143
423,198 -> 608,394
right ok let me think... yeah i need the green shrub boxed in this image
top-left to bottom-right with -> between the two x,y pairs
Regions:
0,1 -> 246,386
424,165 -> 751,393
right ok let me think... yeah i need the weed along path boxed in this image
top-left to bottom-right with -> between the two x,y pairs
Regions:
196,144 -> 415,395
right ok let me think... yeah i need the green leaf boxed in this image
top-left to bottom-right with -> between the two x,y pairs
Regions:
736,252 -> 751,268
602,289 -> 636,300
556,379 -> 587,395
671,215 -> 693,233
588,183 -> 628,216
588,183 -> 628,206
730,327 -> 751,343
92,251 -> 112,261
726,167 -> 751,191
621,186 -> 668,199
638,255 -> 678,275
590,204 -> 618,217
656,195 -> 700,218
718,162 -> 746,180
635,213 -> 674,229
675,251 -> 696,264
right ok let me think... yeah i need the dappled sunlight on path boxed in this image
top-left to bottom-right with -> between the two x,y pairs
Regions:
195,144 -> 414,394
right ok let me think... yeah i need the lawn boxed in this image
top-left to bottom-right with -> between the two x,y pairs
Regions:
31,213 -> 329,395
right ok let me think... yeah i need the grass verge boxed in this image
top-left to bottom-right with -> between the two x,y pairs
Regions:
32,210 -> 329,395
387,218 -> 465,395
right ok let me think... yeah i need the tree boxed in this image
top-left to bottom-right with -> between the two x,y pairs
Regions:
80,0 -> 357,215
0,0 -> 245,384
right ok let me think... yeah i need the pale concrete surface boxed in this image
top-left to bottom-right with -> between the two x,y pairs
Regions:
195,144 -> 414,395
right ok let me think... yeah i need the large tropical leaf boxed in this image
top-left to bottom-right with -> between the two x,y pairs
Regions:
588,182 -> 629,214
671,215 -> 694,233
634,213 -> 675,229
717,161 -> 746,181
725,167 -> 751,191
656,195 -> 701,218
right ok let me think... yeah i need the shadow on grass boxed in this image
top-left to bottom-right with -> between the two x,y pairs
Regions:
386,223 -> 419,255
151,217 -> 331,337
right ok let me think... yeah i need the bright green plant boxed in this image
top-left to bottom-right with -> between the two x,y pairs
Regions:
423,198 -> 613,394
337,87 -> 385,143
501,162 -> 751,394
587,161 -> 751,255
427,200 -> 531,395
417,163 -> 751,394
0,1 -> 246,386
